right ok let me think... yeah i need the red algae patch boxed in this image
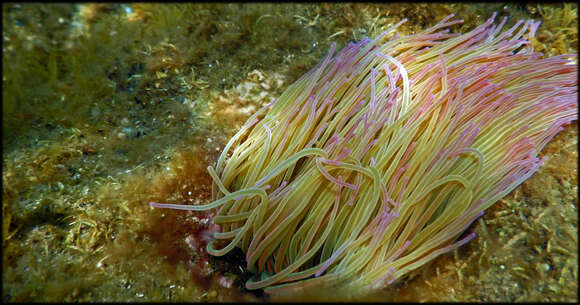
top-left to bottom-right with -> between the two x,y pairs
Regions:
97,144 -> 260,301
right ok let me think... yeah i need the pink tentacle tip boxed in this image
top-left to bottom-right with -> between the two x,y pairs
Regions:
264,100 -> 275,108
337,147 -> 351,160
469,210 -> 486,223
321,158 -> 341,166
247,117 -> 259,128
465,232 -> 477,243
149,201 -> 172,209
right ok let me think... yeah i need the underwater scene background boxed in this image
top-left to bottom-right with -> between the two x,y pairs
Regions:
2,3 -> 577,302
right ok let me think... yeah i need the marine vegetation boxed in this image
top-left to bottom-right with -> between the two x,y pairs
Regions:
150,12 -> 577,296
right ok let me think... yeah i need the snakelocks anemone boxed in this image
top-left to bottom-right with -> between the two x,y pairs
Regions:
150,13 -> 577,295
